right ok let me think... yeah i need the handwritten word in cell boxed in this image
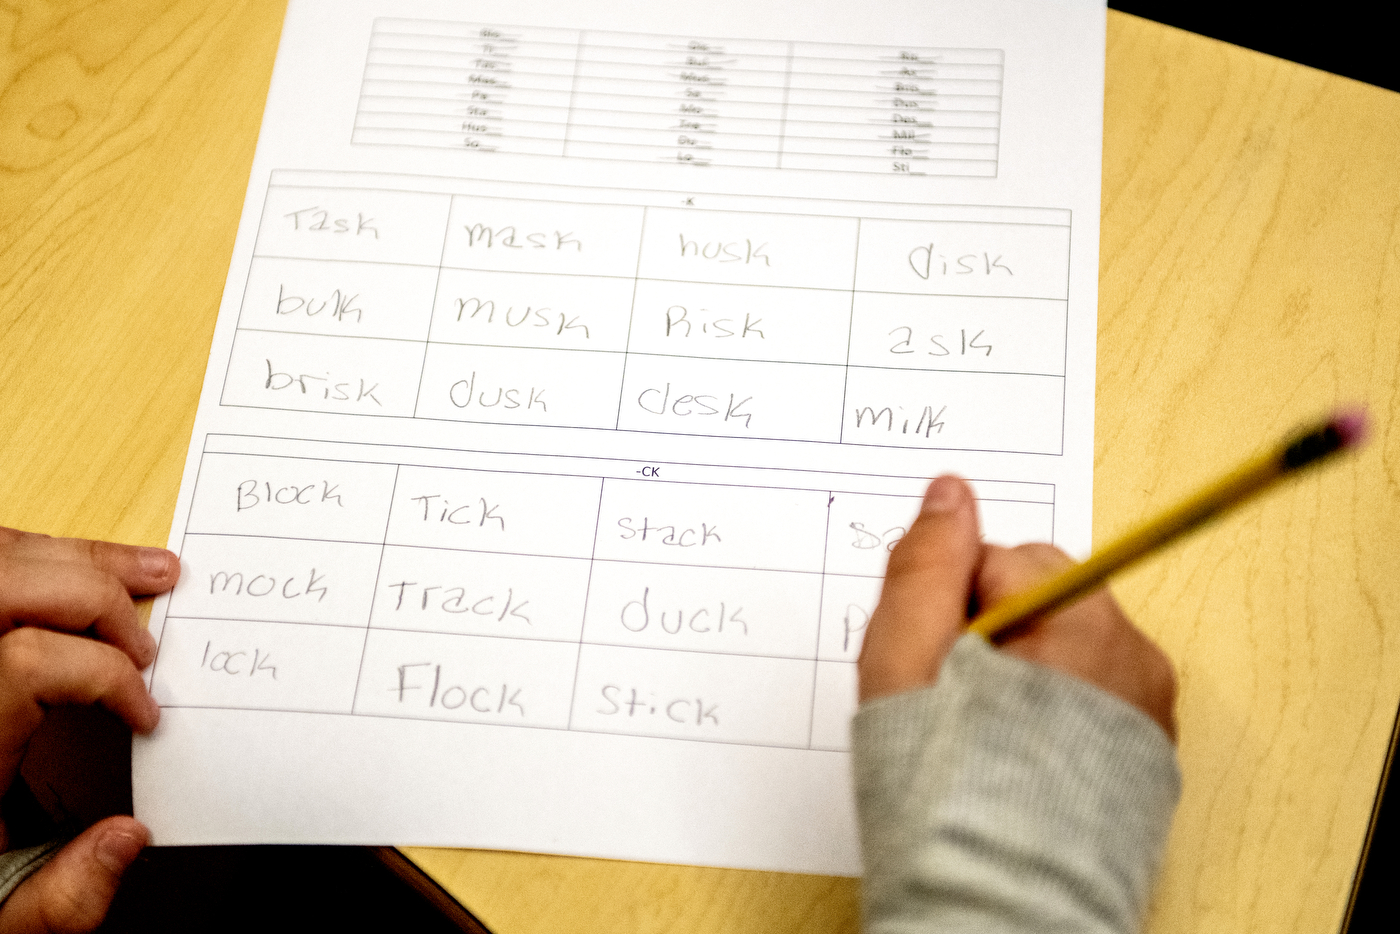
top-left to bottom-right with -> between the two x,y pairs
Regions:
841,604 -> 871,653
597,685 -> 720,727
207,568 -> 328,602
619,587 -> 748,637
851,403 -> 947,437
616,516 -> 721,548
461,224 -> 581,251
454,298 -> 590,339
282,207 -> 379,238
407,494 -> 505,529
636,383 -> 753,428
678,235 -> 770,266
200,640 -> 277,679
264,360 -> 382,406
385,581 -> 529,624
449,372 -> 547,412
848,522 -> 906,552
236,479 -> 343,512
888,327 -> 992,357
664,306 -> 764,340
908,246 -> 1013,280
389,663 -> 526,717
277,286 -> 362,323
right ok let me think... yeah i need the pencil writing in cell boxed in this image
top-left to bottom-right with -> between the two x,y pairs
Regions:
447,371 -> 548,413
406,493 -> 506,529
849,402 -> 948,437
384,581 -> 531,625
907,245 -> 1013,279
387,663 -> 528,718
206,567 -> 328,603
199,640 -> 278,680
275,285 -> 363,324
282,206 -> 379,238
235,478 -> 345,512
634,383 -> 754,428
451,297 -> 592,340
887,326 -> 992,357
662,305 -> 765,340
678,234 -> 771,266
459,223 -> 582,252
618,587 -> 748,638
263,360 -> 383,406
616,516 -> 722,548
596,685 -> 720,729
847,521 -> 906,552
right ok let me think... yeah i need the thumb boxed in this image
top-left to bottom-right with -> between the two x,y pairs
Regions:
0,817 -> 147,933
858,475 -> 983,702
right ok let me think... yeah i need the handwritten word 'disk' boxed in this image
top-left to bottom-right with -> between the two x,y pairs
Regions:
907,245 -> 1012,279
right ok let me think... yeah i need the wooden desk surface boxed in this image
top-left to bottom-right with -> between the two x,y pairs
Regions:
3,5 -> 1397,932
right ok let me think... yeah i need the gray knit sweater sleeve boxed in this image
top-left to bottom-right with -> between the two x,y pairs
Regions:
852,634 -> 1180,934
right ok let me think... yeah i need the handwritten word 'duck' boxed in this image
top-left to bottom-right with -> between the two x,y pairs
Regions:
907,244 -> 1013,279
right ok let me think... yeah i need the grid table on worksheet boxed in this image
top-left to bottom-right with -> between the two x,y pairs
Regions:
150,440 -> 1055,752
353,19 -> 1004,176
223,177 -> 1071,455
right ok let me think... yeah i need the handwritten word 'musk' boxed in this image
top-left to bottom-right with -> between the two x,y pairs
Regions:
455,297 -> 590,338
236,479 -> 343,511
462,224 -> 582,251
678,235 -> 771,265
908,245 -> 1013,279
283,207 -> 378,238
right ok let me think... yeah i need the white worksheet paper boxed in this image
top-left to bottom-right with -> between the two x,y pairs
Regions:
133,0 -> 1107,875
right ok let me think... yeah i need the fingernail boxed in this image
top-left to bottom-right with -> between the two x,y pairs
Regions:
922,475 -> 964,514
96,827 -> 147,874
139,628 -> 158,664
138,547 -> 175,579
145,693 -> 162,729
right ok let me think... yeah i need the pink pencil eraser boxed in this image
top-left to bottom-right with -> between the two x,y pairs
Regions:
1331,408 -> 1369,449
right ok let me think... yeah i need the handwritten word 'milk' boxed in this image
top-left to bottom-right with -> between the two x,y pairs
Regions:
852,404 -> 947,437
908,245 -> 1012,279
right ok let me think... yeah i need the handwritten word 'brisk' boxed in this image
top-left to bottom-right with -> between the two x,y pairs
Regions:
889,327 -> 992,357
236,479 -> 343,511
283,207 -> 379,238
390,664 -> 526,716
461,225 -> 581,251
264,361 -> 381,406
277,285 -> 362,323
208,568 -> 327,602
620,587 -> 748,636
449,372 -> 547,412
636,383 -> 753,428
678,235 -> 771,265
455,298 -> 590,339
597,686 -> 719,727
616,516 -> 721,547
385,582 -> 529,623
664,306 -> 764,339
407,494 -> 504,529
852,404 -> 947,437
908,246 -> 1012,279
200,640 -> 277,679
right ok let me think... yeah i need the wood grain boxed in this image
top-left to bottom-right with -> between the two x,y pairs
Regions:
2,5 -> 1398,933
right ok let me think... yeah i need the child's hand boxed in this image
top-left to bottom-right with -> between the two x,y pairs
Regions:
857,475 -> 1177,740
0,528 -> 178,933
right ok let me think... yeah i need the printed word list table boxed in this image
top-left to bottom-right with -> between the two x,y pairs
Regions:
354,19 -> 1004,175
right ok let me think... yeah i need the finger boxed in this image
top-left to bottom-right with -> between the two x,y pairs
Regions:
0,816 -> 148,934
0,527 -> 179,596
0,628 -> 160,786
858,475 -> 983,702
0,554 -> 157,668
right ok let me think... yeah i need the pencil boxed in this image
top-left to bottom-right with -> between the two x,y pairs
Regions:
966,410 -> 1369,641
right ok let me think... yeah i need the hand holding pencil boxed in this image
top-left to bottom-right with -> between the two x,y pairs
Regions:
857,411 -> 1366,739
